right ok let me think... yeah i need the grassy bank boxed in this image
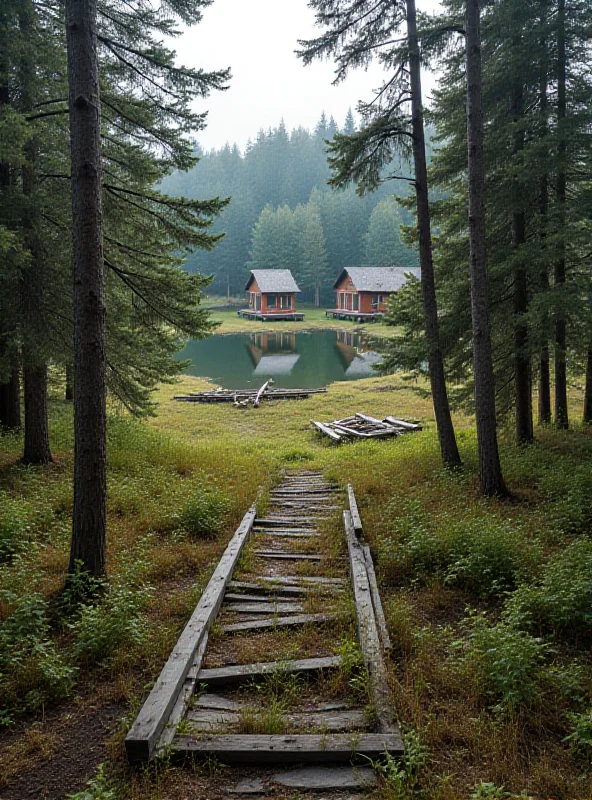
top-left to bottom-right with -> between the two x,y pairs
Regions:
207,302 -> 402,338
1,373 -> 591,799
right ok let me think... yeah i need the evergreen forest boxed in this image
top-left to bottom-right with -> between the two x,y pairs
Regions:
162,114 -> 419,302
1,0 -> 592,798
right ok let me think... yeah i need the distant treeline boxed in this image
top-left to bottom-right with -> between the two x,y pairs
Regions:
162,113 -> 421,302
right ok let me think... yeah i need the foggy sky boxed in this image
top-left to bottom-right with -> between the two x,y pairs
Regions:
172,0 -> 441,152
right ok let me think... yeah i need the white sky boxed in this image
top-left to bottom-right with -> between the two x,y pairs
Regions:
172,0 -> 442,152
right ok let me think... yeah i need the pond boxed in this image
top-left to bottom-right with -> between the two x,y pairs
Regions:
178,329 -> 388,389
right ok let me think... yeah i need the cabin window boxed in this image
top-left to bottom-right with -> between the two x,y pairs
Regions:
352,294 -> 359,311
280,294 -> 291,309
267,294 -> 277,309
371,295 -> 382,309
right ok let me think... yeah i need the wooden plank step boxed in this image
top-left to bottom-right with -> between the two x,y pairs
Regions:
186,708 -> 368,733
220,613 -> 339,634
224,593 -> 301,603
271,488 -> 339,495
241,575 -> 344,586
227,581 -> 316,596
255,518 -> 316,527
196,655 -> 342,687
195,695 -> 350,713
254,530 -> 321,538
253,551 -> 322,561
173,732 -> 404,763
224,602 -> 305,614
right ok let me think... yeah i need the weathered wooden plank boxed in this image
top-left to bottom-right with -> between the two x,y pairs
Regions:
311,420 -> 341,441
125,504 -> 257,763
241,575 -> 345,586
271,487 -> 338,495
224,592 -> 301,603
227,581 -> 315,596
195,693 -> 240,711
347,484 -> 363,537
255,518 -> 316,527
186,708 -> 368,733
173,732 -> 404,763
344,510 -> 398,735
220,613 -> 338,634
362,545 -> 391,652
224,602 -> 305,614
154,631 -> 209,755
254,530 -> 321,538
196,655 -> 342,687
253,551 -> 322,561
355,413 -> 391,426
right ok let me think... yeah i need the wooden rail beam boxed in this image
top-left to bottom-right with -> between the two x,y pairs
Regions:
344,510 -> 398,735
125,504 -> 257,763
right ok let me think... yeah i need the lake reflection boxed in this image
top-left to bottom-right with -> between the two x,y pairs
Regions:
179,329 -> 386,389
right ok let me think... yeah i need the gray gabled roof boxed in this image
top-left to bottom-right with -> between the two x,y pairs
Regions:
246,270 -> 301,293
333,266 -> 421,292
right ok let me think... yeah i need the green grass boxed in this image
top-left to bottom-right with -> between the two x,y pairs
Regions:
1,369 -> 592,798
207,302 -> 402,338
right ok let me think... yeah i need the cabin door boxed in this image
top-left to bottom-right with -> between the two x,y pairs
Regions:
256,294 -> 261,311
352,293 -> 359,311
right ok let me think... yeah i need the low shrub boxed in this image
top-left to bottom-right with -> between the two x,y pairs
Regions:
453,610 -> 548,716
0,591 -> 76,718
173,491 -> 230,539
378,498 -> 529,597
505,538 -> 592,637
0,495 -> 30,562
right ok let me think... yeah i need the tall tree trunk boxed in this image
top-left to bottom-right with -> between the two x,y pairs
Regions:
537,15 -> 551,425
19,4 -> 53,465
554,0 -> 568,428
22,364 -> 53,464
407,0 -> 462,470
511,83 -> 533,444
584,348 -> 592,425
65,363 -> 74,401
465,0 -> 508,496
0,366 -> 21,430
0,76 -> 20,431
66,0 -> 107,578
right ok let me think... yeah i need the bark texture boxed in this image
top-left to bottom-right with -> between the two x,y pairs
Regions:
23,364 -> 53,464
65,363 -> 74,401
66,0 -> 107,577
537,21 -> 551,426
465,0 -> 507,496
584,348 -> 592,425
407,0 -> 461,470
554,0 -> 568,429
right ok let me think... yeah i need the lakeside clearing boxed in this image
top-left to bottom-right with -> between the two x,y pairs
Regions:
1,372 -> 591,799
206,301 -> 403,338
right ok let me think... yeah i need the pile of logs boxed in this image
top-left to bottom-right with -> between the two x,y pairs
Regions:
311,413 -> 422,443
174,381 -> 327,407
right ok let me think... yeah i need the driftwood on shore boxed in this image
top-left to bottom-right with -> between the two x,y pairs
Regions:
311,413 -> 422,443
174,386 -> 327,405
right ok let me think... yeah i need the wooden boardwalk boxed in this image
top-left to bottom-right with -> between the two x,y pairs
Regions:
125,470 -> 402,789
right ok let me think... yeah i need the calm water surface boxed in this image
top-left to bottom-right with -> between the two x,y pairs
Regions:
179,329 -> 387,389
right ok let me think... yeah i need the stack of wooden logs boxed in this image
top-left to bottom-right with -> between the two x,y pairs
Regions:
311,413 -> 422,442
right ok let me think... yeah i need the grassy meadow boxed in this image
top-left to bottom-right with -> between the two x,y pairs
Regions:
1,367 -> 592,799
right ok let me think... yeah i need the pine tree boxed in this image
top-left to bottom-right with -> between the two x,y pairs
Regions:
298,0 -> 462,471
364,198 -> 417,268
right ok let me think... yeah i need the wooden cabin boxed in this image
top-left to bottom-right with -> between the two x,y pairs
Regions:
239,270 -> 304,321
328,266 -> 421,322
